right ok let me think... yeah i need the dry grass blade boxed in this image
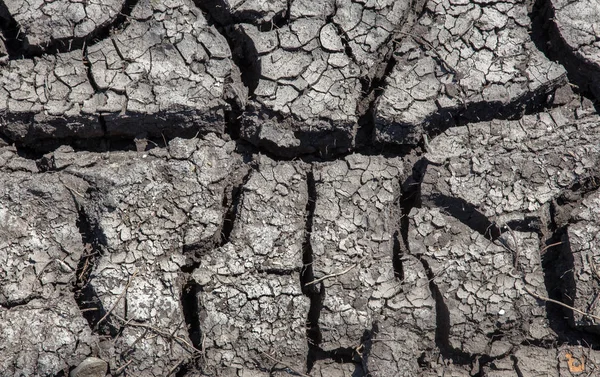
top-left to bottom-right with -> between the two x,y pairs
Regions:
96,269 -> 139,329
523,285 -> 600,323
305,256 -> 367,286
260,351 -> 310,377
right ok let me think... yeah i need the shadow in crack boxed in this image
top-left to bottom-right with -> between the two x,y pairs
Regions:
418,256 -> 475,365
302,169 -> 326,373
71,192 -> 118,337
430,194 -> 502,241
181,280 -> 203,350
529,0 -> 600,110
194,0 -> 262,96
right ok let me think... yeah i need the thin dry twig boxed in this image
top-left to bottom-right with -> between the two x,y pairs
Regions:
539,241 -> 564,254
260,351 -> 310,377
113,313 -> 200,354
96,269 -> 139,329
523,285 -> 600,323
114,359 -> 134,375
305,256 -> 367,286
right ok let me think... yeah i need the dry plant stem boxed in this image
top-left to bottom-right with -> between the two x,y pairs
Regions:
113,313 -> 200,354
114,359 -> 134,375
523,285 -> 600,323
260,351 -> 310,377
305,256 -> 367,286
96,268 -> 139,329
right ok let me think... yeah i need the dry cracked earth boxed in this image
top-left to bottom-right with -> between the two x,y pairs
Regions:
1,0 -> 600,376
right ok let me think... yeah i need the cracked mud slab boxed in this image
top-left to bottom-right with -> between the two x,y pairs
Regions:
375,0 -> 566,145
562,188 -> 600,332
422,108 -> 600,219
0,0 -> 125,51
0,0 -> 242,147
409,207 -> 551,355
192,156 -> 309,375
59,134 -> 242,376
0,172 -> 85,305
309,155 -> 436,375
233,0 -> 412,156
1,0 -> 600,375
0,298 -> 98,376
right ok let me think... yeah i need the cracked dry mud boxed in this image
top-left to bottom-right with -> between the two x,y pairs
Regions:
1,0 -> 600,376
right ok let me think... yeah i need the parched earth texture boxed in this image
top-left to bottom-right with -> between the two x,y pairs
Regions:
1,0 -> 600,376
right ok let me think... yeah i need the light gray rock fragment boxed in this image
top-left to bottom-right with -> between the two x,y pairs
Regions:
70,357 -> 108,377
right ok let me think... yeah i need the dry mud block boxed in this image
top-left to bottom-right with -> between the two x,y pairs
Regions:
547,0 -> 600,100
409,207 -> 550,355
309,155 -> 436,376
192,156 -> 309,376
0,0 -> 124,51
375,0 -> 567,145
422,110 -> 600,219
482,345 -> 600,376
0,172 -> 98,376
0,299 -> 98,376
232,0 -> 411,156
0,172 -> 85,304
562,188 -> 600,332
0,0 -> 242,145
481,346 -> 558,376
412,110 -> 600,347
59,135 -> 241,376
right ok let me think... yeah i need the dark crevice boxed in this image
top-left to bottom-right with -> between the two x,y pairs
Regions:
355,51 -> 398,150
0,295 -> 41,309
174,363 -> 191,377
530,0 -> 600,110
539,206 -> 600,349
354,323 -> 378,376
425,80 -> 564,145
511,355 -> 525,377
327,7 -> 361,70
256,267 -> 300,275
419,255 -> 476,365
193,0 -> 288,31
0,1 -> 26,57
219,164 -> 253,246
399,156 -> 429,246
430,194 -> 502,241
302,169 -> 325,373
71,188 -> 118,337
0,0 -> 139,59
392,232 -> 404,281
180,165 -> 253,273
180,280 -> 202,350
400,156 -> 476,366
194,0 -> 260,97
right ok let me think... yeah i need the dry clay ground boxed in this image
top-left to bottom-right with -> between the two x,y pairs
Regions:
0,0 -> 600,376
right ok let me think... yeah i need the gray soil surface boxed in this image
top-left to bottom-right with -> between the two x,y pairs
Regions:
0,0 -> 600,376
